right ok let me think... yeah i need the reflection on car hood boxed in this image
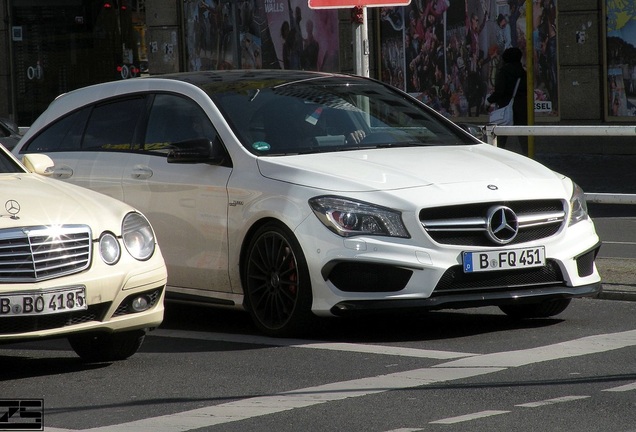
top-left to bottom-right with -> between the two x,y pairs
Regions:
257,144 -> 563,193
0,174 -> 133,233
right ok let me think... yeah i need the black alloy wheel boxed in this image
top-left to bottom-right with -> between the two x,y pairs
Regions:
244,222 -> 314,337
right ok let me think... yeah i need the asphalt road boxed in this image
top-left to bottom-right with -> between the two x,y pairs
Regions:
1,297 -> 635,432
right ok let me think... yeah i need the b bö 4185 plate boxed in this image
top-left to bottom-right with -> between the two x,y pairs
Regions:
0,286 -> 87,316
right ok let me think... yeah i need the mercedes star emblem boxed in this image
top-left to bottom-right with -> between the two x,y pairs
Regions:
5,199 -> 20,218
486,205 -> 518,244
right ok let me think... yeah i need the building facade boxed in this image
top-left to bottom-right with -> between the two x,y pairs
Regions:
0,0 -> 619,128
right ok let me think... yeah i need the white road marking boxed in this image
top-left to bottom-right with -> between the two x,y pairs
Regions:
515,395 -> 590,408
83,367 -> 504,432
48,329 -> 636,432
156,329 -> 477,359
435,330 -> 636,368
603,382 -> 636,392
429,410 -> 509,424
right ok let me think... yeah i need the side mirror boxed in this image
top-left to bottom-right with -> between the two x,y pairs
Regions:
167,138 -> 227,165
22,154 -> 55,176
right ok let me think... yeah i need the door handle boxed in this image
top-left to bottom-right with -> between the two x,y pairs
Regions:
130,165 -> 153,179
52,166 -> 73,179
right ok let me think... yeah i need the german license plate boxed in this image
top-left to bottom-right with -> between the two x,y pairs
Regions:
0,286 -> 87,316
463,247 -> 545,273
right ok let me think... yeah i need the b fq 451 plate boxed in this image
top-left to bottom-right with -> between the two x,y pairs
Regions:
463,246 -> 545,273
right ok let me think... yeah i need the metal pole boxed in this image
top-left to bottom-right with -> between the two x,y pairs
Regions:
525,0 -> 535,158
6,0 -> 17,122
353,6 -> 369,77
232,1 -> 241,68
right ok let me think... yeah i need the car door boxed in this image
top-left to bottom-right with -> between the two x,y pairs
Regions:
121,93 -> 233,295
18,98 -> 145,202
69,97 -> 147,201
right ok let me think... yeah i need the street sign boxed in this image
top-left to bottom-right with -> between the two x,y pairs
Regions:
308,0 -> 410,9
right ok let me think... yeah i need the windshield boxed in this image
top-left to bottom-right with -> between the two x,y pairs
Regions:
206,77 -> 478,156
0,146 -> 25,173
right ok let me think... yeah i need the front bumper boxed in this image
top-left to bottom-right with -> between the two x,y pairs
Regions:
0,253 -> 167,342
330,281 -> 602,316
296,212 -> 602,317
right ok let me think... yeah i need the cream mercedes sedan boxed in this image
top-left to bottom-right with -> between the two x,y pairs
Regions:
1,145 -> 166,361
13,70 -> 601,337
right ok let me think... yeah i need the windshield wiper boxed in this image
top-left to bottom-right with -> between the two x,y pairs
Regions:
374,141 -> 429,148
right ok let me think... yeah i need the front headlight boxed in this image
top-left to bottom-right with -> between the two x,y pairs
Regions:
122,212 -> 156,260
99,232 -> 121,265
309,196 -> 410,238
569,182 -> 589,226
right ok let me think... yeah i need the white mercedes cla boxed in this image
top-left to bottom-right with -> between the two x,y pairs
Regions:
13,70 -> 601,336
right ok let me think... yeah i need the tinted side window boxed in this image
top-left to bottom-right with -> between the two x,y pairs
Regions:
144,94 -> 217,151
22,108 -> 89,153
83,97 -> 145,151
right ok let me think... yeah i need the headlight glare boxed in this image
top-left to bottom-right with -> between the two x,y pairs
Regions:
569,182 -> 589,226
99,232 -> 121,265
122,212 -> 156,260
309,196 -> 409,238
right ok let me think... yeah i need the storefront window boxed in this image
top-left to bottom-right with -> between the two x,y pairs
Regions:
378,0 -> 559,120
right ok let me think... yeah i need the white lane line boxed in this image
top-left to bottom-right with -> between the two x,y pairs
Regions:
429,395 -> 591,426
155,329 -> 477,359
435,330 -> 636,368
83,367 -> 504,432
429,410 -> 509,424
515,395 -> 591,408
602,382 -> 636,392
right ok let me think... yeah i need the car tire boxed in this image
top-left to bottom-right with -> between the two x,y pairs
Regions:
243,222 -> 314,337
68,330 -> 146,362
499,298 -> 572,319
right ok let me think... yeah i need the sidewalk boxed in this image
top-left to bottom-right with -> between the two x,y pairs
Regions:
596,258 -> 636,301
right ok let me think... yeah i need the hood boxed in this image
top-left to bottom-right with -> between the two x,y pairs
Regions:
257,144 -> 564,193
0,173 -> 134,236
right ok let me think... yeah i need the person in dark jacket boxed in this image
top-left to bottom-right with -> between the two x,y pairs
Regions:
487,46 -> 528,154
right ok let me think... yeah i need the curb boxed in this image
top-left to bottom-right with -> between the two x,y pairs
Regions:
597,289 -> 636,302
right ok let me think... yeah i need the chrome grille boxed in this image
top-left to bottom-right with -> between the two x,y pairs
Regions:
0,225 -> 92,282
420,200 -> 567,246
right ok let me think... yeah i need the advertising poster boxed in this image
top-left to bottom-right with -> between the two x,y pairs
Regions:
182,0 -> 339,72
606,1 -> 636,117
379,0 -> 559,119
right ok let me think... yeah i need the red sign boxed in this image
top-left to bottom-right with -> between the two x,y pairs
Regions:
308,0 -> 410,9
